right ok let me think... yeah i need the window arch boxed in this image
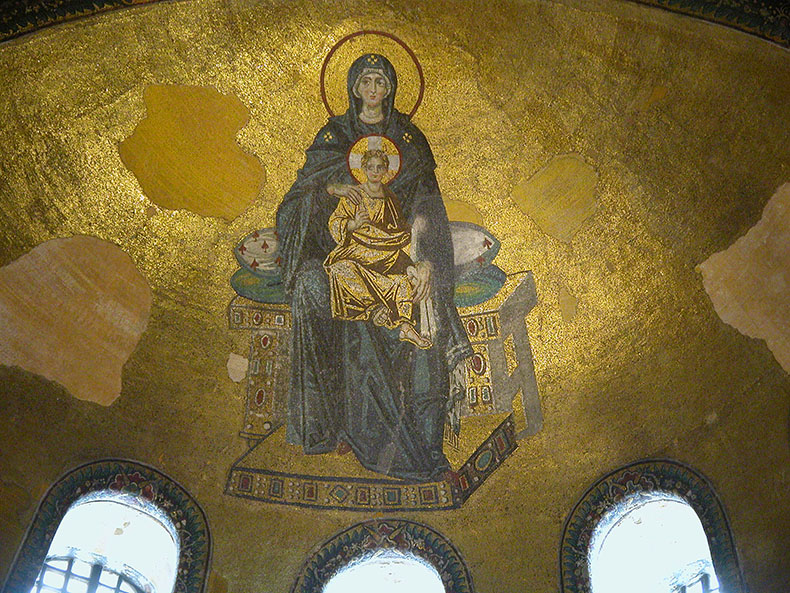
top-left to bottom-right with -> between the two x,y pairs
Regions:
560,460 -> 743,593
291,519 -> 474,593
4,460 -> 211,593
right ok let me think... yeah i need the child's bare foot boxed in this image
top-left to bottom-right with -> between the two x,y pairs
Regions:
336,441 -> 352,455
399,323 -> 432,349
371,306 -> 389,327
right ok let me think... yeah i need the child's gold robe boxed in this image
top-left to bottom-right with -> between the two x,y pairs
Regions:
324,187 -> 414,328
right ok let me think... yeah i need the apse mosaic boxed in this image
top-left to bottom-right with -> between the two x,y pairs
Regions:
223,31 -> 541,511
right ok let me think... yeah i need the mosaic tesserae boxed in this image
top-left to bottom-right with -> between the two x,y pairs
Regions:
0,0 -> 789,592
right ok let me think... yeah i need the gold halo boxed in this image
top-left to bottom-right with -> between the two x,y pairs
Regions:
321,31 -> 423,118
347,135 -> 402,184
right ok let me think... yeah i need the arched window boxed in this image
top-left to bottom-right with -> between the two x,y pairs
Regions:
323,549 -> 445,593
589,492 -> 719,593
291,519 -> 473,593
560,460 -> 742,593
4,460 -> 211,593
30,492 -> 179,593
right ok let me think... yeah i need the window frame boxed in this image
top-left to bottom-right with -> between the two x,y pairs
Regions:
559,459 -> 743,593
31,556 -> 146,593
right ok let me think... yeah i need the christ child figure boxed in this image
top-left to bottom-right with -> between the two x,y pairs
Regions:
324,149 -> 431,349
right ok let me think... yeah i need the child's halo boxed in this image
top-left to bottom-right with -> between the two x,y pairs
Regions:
347,134 -> 402,184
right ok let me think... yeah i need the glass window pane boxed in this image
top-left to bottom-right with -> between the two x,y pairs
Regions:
66,579 -> 89,593
589,496 -> 720,593
97,584 -> 117,593
46,497 -> 178,593
71,559 -> 93,579
42,570 -> 65,589
100,569 -> 120,587
323,551 -> 445,593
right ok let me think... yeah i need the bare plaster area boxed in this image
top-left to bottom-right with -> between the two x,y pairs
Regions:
699,183 -> 790,374
558,285 -> 579,323
0,236 -> 153,405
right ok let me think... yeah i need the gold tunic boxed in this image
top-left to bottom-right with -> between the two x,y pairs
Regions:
324,187 -> 414,328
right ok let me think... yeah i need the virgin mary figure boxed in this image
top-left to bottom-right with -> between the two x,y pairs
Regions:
276,53 -> 472,482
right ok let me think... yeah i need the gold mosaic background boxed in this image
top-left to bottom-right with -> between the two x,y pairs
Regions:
1,0 -> 789,591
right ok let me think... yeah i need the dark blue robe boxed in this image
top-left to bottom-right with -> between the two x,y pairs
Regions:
276,54 -> 472,481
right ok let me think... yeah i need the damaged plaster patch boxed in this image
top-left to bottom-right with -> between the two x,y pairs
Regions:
0,236 -> 152,405
512,154 -> 598,242
698,183 -> 790,373
630,84 -> 668,112
558,285 -> 578,323
119,85 -> 265,221
227,353 -> 249,383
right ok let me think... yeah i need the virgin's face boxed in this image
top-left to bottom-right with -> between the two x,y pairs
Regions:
357,73 -> 388,109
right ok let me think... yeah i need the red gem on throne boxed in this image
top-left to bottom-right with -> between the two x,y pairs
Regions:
466,320 -> 478,336
471,354 -> 485,375
255,389 -> 265,406
261,335 -> 270,348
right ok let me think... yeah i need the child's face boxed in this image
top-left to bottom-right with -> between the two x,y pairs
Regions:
363,157 -> 388,183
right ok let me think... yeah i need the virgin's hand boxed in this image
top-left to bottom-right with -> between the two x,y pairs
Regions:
328,183 -> 365,205
411,261 -> 434,303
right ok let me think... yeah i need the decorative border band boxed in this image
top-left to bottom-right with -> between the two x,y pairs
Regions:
632,0 -> 789,47
0,0 -> 787,46
0,0 -> 154,42
3,459 -> 211,593
225,415 -> 517,511
226,462 -> 461,511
